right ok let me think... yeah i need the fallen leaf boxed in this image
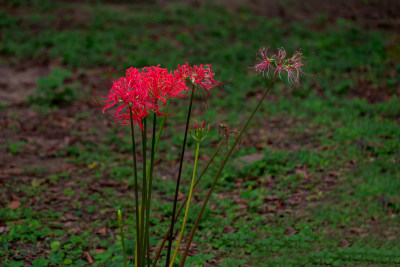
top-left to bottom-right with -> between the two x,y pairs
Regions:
349,227 -> 364,233
61,214 -> 76,221
98,227 -> 106,235
0,226 -> 10,233
235,153 -> 264,167
266,195 -> 278,201
338,240 -> 351,248
328,171 -> 341,177
64,221 -> 74,227
88,161 -> 97,169
94,249 -> 106,254
7,201 -> 20,209
234,178 -> 244,183
65,181 -> 75,187
85,251 -> 94,264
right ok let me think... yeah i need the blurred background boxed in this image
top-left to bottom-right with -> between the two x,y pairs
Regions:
1,0 -> 399,266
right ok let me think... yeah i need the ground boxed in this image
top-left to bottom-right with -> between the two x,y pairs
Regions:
0,0 -> 399,266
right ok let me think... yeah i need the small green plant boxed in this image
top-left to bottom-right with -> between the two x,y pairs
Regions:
7,139 -> 26,154
28,67 -> 79,108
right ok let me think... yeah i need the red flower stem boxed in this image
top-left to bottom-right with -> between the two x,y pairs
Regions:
151,138 -> 225,267
165,88 -> 195,267
141,117 -> 148,266
179,81 -> 274,267
129,108 -> 141,267
144,112 -> 157,267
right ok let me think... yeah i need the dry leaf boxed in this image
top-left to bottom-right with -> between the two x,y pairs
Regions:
328,171 -> 341,177
64,221 -> 74,227
7,201 -> 21,209
0,226 -> 9,233
94,249 -> 106,254
85,251 -> 94,264
349,227 -> 364,233
98,227 -> 106,235
65,181 -> 75,187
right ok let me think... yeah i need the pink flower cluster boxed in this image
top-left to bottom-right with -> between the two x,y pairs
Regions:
94,64 -> 221,129
252,47 -> 308,85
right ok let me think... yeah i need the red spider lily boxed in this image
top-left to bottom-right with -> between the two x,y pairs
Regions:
191,64 -> 221,96
93,65 -> 191,129
283,50 -> 307,85
142,66 -> 188,115
251,47 -> 310,86
174,62 -> 192,81
174,63 -> 222,97
251,47 -> 275,78
92,68 -> 152,129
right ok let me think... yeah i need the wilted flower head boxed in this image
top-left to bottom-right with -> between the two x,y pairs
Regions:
219,121 -> 240,148
251,47 -> 309,86
190,120 -> 210,142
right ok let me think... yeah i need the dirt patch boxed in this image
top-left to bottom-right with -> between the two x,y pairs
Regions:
211,0 -> 400,32
0,65 -> 50,105
350,80 -> 396,103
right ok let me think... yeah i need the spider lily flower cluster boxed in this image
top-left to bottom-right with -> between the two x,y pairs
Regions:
93,47 -> 311,266
93,63 -> 220,129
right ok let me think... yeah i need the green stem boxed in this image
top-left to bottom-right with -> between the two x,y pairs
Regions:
118,210 -> 128,267
179,82 -> 274,266
129,108 -> 141,267
166,89 -> 195,267
151,138 -> 225,267
141,118 -> 148,267
169,140 -> 200,267
136,102 -> 169,267
144,112 -> 157,267
155,99 -> 170,151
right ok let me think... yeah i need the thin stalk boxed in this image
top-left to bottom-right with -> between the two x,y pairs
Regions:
169,140 -> 201,267
155,99 -> 170,151
140,118 -> 148,267
137,102 -> 169,267
129,108 -> 141,267
144,112 -> 157,267
165,89 -> 195,266
145,100 -> 169,183
118,210 -> 128,267
135,207 -> 143,267
179,82 -> 274,266
152,138 -> 225,267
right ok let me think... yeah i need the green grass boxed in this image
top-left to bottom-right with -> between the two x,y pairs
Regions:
0,1 -> 399,266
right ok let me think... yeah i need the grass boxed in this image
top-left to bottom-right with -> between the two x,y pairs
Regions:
0,1 -> 399,266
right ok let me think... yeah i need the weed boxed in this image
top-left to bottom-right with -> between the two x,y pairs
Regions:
6,139 -> 26,154
28,68 -> 79,109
